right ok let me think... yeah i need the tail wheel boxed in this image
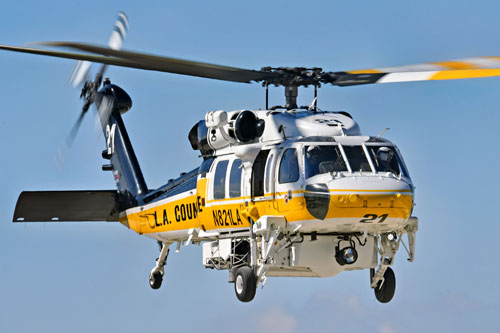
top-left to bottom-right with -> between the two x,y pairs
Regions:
149,271 -> 163,290
234,266 -> 257,302
374,267 -> 396,303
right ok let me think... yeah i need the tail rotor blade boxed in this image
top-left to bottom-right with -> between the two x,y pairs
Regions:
108,11 -> 129,51
69,12 -> 129,88
69,60 -> 92,87
65,107 -> 88,148
95,94 -> 114,137
98,12 -> 130,83
55,107 -> 88,170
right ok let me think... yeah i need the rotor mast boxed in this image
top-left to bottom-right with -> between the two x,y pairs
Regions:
261,67 -> 327,110
285,85 -> 298,109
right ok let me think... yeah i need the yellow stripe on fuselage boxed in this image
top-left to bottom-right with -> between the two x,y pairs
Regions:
119,181 -> 413,235
120,193 -> 204,234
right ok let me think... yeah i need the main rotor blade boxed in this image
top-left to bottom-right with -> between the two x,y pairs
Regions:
0,43 -> 275,83
5,42 -> 500,87
333,57 -> 500,86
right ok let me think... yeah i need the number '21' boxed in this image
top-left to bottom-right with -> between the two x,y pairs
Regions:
360,213 -> 388,223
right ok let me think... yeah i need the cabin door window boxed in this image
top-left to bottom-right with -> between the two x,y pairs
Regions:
251,150 -> 270,198
264,152 -> 275,195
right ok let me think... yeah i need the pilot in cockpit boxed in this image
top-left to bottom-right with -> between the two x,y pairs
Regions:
376,147 -> 397,174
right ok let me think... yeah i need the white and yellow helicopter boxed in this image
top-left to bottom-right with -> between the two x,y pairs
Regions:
4,13 -> 500,303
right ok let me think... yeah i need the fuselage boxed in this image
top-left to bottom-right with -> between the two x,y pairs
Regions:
118,110 -> 414,242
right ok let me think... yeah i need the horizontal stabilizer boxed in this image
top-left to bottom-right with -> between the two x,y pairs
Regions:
13,190 -> 120,222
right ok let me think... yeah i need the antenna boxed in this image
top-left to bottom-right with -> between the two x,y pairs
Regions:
314,84 -> 318,113
378,128 -> 390,137
308,97 -> 318,111
265,81 -> 269,110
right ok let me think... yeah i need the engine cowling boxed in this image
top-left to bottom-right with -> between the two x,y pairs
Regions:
234,110 -> 265,143
188,120 -> 212,156
189,110 -> 266,153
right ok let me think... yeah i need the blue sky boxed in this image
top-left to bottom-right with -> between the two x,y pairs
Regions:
1,1 -> 499,332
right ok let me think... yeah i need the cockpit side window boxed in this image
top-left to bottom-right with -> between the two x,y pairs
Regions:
305,145 -> 347,178
367,146 -> 408,177
229,159 -> 242,198
213,160 -> 229,200
342,146 -> 371,172
279,148 -> 300,183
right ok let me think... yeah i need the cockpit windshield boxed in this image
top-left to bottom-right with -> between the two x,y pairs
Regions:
305,143 -> 409,178
305,145 -> 347,178
342,146 -> 371,172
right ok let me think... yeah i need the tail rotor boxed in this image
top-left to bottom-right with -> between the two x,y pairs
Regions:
57,12 -> 129,166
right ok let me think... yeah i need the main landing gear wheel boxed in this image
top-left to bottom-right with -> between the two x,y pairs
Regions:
149,241 -> 170,290
149,271 -> 163,290
374,267 -> 396,303
234,266 -> 257,302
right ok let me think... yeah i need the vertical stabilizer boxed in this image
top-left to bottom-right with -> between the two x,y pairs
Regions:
97,82 -> 148,208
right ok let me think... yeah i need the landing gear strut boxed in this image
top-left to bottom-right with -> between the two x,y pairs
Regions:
149,241 -> 171,290
370,233 -> 399,303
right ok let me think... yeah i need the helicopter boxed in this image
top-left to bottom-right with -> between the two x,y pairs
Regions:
4,13 -> 500,303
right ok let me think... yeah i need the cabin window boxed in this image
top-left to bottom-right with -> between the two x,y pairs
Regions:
342,146 -> 372,172
279,148 -> 299,183
229,159 -> 243,198
265,154 -> 274,193
366,146 -> 408,177
305,145 -> 347,178
213,160 -> 229,200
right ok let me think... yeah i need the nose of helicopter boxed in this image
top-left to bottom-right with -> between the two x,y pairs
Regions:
304,176 -> 413,220
330,176 -> 413,206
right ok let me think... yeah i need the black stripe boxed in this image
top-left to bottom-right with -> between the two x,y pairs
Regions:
117,15 -> 128,32
113,26 -> 125,41
333,73 -> 387,86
